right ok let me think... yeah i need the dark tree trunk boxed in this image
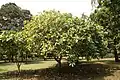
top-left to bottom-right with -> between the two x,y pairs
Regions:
8,57 -> 11,62
15,55 -> 22,75
11,55 -> 14,62
43,57 -> 47,61
75,60 -> 79,65
54,55 -> 62,68
25,54 -> 28,64
114,39 -> 119,62
114,46 -> 119,62
43,56 -> 47,61
58,61 -> 61,68
16,62 -> 21,73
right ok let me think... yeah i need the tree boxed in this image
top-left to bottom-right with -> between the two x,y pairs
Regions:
0,3 -> 32,31
0,31 -> 17,62
90,0 -> 120,62
24,10 -> 107,67
24,10 -> 75,67
67,17 -> 107,66
0,30 -> 29,73
14,31 -> 30,72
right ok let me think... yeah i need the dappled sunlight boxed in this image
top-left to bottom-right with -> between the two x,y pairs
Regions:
0,0 -> 120,80
0,60 -> 120,80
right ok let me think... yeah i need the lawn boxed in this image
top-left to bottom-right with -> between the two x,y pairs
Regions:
0,60 -> 57,73
0,58 -> 120,80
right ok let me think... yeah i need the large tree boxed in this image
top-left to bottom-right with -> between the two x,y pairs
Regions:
0,3 -> 32,31
24,10 -> 107,67
24,10 -> 77,67
90,0 -> 120,62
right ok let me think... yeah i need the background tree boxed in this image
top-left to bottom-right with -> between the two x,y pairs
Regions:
90,0 -> 120,62
0,31 -> 17,62
0,3 -> 32,31
67,17 -> 107,66
0,30 -> 29,73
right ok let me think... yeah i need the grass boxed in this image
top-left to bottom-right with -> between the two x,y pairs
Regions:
0,58 -> 120,80
0,60 -> 58,73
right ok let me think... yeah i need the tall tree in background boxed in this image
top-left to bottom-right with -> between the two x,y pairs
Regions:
0,3 -> 32,31
90,0 -> 120,62
0,3 -> 32,72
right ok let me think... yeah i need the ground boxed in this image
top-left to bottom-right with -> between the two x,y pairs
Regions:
0,58 -> 120,80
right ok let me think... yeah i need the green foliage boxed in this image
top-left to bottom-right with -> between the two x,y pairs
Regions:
0,31 -> 17,61
0,30 -> 30,72
24,10 -> 74,57
90,0 -> 120,61
0,2 -> 110,67
24,10 -> 107,66
0,3 -> 32,31
68,18 -> 107,65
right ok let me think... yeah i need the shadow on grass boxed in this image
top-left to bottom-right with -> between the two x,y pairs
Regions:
0,61 -> 119,80
97,60 -> 120,64
87,59 -> 120,66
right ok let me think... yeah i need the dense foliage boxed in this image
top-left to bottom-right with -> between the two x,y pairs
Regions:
0,1 -> 119,72
0,3 -> 32,31
23,10 -> 107,66
90,0 -> 120,62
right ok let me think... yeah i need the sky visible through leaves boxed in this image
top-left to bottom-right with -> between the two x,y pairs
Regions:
0,0 -> 92,16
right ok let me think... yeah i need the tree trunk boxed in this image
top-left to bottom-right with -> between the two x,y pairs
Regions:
114,46 -> 119,62
16,62 -> 21,75
21,57 -> 24,62
25,54 -> 28,64
114,39 -> 119,62
43,56 -> 47,61
15,55 -> 22,74
8,58 -> 11,62
58,61 -> 61,68
75,60 -> 79,65
54,55 -> 62,68
11,55 -> 14,62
